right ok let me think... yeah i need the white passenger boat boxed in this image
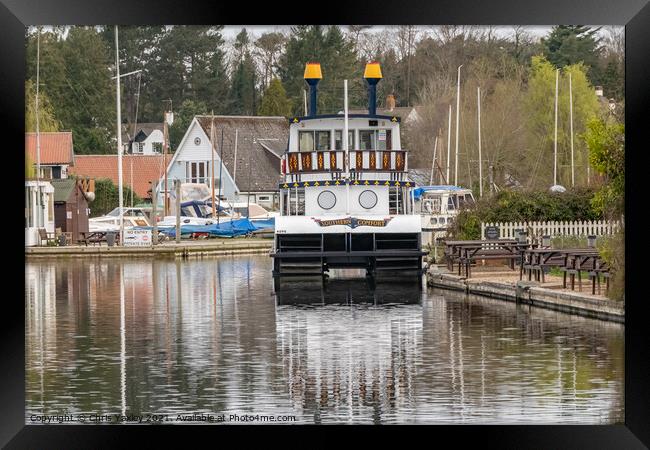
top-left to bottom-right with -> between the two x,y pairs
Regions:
413,185 -> 475,246
271,62 -> 425,277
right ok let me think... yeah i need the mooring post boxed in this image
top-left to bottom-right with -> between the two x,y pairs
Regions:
175,179 -> 181,244
152,180 -> 158,245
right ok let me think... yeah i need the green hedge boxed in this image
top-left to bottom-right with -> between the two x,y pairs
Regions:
450,188 -> 602,240
90,178 -> 142,217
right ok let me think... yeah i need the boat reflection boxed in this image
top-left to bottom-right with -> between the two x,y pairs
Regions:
273,270 -> 423,306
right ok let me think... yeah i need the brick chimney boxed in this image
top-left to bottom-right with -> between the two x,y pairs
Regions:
386,94 -> 396,111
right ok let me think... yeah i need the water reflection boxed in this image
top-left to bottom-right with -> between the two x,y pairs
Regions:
26,256 -> 623,424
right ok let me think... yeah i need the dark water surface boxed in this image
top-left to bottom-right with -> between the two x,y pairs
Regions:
25,255 -> 624,424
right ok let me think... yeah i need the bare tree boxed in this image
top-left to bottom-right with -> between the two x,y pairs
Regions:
347,25 -> 373,57
254,32 -> 287,89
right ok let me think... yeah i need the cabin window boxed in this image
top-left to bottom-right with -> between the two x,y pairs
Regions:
315,131 -> 330,150
359,129 -> 392,151
299,131 -> 330,151
299,131 -> 314,152
287,188 -> 305,215
447,197 -> 457,210
389,187 -> 406,215
185,161 -> 207,184
376,129 -> 392,150
359,130 -> 375,150
334,130 -> 355,150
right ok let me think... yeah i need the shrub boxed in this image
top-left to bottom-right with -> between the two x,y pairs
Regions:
90,178 -> 141,217
597,231 -> 624,301
449,188 -> 602,239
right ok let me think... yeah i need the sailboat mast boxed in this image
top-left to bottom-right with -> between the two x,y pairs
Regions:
553,68 -> 559,187
115,26 -> 124,243
35,30 -> 43,226
454,65 -> 462,186
217,129 -> 224,225
446,104 -> 452,184
430,135 -> 438,185
477,86 -> 483,197
569,72 -> 575,187
344,79 -> 350,215
211,114 -> 216,218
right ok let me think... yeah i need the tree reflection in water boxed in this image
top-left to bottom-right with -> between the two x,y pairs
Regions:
26,256 -> 623,424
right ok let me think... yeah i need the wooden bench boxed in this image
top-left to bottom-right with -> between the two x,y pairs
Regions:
38,228 -> 57,246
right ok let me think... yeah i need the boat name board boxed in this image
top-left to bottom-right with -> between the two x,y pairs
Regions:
312,217 -> 392,228
280,180 -> 416,189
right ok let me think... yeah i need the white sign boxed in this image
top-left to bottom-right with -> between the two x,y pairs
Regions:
66,211 -> 72,219
378,130 -> 387,141
123,229 -> 152,247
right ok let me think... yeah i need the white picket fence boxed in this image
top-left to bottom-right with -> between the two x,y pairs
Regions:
481,220 -> 621,239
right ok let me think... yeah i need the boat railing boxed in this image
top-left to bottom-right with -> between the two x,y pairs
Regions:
285,149 -> 408,174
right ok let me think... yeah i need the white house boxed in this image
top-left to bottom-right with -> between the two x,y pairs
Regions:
122,123 -> 164,155
26,132 -> 75,179
158,115 -> 289,210
25,180 -> 55,246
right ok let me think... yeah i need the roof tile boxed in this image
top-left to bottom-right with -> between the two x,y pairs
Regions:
69,154 -> 171,199
25,132 -> 74,165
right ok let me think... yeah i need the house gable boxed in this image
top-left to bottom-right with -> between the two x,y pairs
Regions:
163,118 -> 238,197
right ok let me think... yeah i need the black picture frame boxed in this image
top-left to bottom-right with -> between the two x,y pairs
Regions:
5,0 -> 649,447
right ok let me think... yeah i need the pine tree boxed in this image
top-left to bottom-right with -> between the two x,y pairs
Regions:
278,26 -> 360,116
542,26 -> 603,85
228,29 -> 258,115
258,78 -> 292,117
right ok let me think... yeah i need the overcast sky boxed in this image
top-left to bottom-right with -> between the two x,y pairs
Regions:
219,25 -> 613,40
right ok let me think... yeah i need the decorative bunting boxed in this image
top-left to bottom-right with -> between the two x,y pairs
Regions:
278,180 -> 417,189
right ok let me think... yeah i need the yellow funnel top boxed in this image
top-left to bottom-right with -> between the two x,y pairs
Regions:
304,62 -> 322,80
364,61 -> 382,79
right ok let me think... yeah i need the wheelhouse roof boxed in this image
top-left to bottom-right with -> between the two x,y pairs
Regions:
288,113 -> 401,123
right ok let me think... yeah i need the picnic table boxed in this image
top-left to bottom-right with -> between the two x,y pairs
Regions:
444,239 -> 532,278
520,248 -> 607,295
78,231 -> 121,246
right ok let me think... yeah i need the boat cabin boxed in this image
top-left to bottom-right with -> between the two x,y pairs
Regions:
413,185 -> 475,246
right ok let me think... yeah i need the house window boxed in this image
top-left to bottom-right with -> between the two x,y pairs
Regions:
185,161 -> 207,184
152,142 -> 163,153
334,130 -> 355,150
134,142 -> 145,153
40,167 -> 53,179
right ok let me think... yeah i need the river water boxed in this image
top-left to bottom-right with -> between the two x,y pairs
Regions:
25,255 -> 624,424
